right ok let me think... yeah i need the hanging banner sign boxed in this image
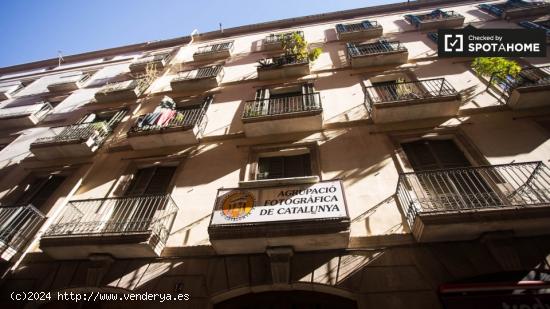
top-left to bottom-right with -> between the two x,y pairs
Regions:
210,180 -> 348,225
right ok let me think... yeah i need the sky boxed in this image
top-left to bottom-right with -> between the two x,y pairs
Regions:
0,0 -> 402,68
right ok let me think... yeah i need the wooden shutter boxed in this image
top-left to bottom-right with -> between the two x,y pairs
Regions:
144,166 -> 176,194
15,175 -> 66,208
401,140 -> 440,171
255,88 -> 270,115
258,153 -> 311,179
284,153 -> 311,178
301,83 -> 316,109
125,166 -> 176,196
258,157 -> 284,179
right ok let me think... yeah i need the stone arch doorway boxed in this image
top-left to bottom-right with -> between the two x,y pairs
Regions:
214,290 -> 358,309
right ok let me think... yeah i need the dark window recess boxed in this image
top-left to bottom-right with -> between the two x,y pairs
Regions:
125,166 -> 176,196
257,153 -> 311,180
401,139 -> 471,171
401,139 -> 499,208
14,175 -> 66,209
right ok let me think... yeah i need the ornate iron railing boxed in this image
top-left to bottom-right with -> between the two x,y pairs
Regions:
490,66 -> 550,98
243,93 -> 321,118
396,161 -> 550,227
129,97 -> 211,134
0,205 -> 45,254
32,121 -> 112,146
195,41 -> 233,55
346,41 -> 406,57
264,31 -> 304,44
479,1 -> 549,17
44,194 -> 178,244
258,54 -> 309,69
405,10 -> 463,27
336,20 -> 380,34
365,78 -> 458,112
174,65 -> 223,81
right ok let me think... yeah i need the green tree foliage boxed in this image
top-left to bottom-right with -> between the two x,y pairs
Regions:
281,32 -> 322,62
471,57 -> 521,81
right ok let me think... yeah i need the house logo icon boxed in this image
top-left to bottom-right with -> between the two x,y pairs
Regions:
444,34 -> 463,52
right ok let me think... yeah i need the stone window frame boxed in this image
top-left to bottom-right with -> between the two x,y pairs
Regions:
240,141 -> 321,187
387,127 -> 489,174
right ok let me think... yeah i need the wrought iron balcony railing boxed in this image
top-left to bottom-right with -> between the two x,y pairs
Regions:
195,41 -> 234,55
405,10 -> 463,27
479,1 -> 549,17
0,205 -> 45,255
174,65 -> 223,81
336,20 -> 380,34
491,66 -> 550,97
264,31 -> 304,44
396,161 -> 550,227
128,97 -> 211,134
519,20 -> 550,38
0,102 -> 53,120
243,93 -> 322,119
44,194 -> 178,244
347,41 -> 407,58
365,78 -> 458,111
258,54 -> 309,69
32,121 -> 112,146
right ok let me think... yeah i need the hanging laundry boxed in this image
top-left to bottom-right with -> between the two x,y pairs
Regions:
157,108 -> 176,126
138,106 -> 162,128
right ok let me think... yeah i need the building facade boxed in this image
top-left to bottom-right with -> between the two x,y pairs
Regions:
0,0 -> 549,308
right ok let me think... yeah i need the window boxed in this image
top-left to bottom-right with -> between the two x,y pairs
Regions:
12,174 -> 67,209
125,166 -> 177,196
257,153 -> 312,180
400,139 -> 498,210
250,83 -> 319,116
401,139 -> 472,171
245,142 -> 320,183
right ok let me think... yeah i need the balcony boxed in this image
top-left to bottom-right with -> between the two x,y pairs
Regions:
208,180 -> 349,254
0,81 -> 23,100
336,20 -> 383,41
365,78 -> 460,123
519,19 -> 550,43
0,102 -> 53,129
404,10 -> 465,30
257,55 -> 310,80
170,65 -> 224,93
193,41 -> 234,62
242,93 -> 322,137
479,1 -> 550,19
0,205 -> 45,262
347,41 -> 408,69
40,194 -> 178,259
127,97 -> 211,150
129,52 -> 171,73
47,72 -> 90,92
94,79 -> 146,104
262,31 -> 304,51
30,121 -> 112,160
493,66 -> 550,109
396,162 -> 550,242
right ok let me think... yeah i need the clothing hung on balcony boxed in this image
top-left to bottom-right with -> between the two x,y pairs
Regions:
157,109 -> 176,126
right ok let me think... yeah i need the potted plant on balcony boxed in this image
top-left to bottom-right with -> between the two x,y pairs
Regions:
471,57 -> 522,90
258,32 -> 322,69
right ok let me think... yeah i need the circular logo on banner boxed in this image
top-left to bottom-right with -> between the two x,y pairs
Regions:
221,190 -> 254,221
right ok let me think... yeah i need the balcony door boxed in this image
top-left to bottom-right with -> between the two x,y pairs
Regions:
401,139 -> 498,211
107,166 -> 176,233
254,84 -> 316,116
1,175 -> 64,249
